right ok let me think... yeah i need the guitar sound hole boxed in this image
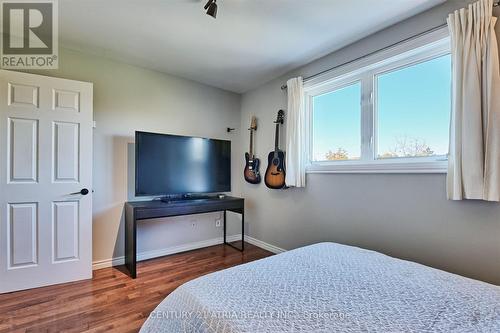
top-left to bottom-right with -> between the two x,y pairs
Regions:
273,159 -> 279,166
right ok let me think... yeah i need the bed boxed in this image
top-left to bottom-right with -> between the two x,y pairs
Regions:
140,242 -> 500,332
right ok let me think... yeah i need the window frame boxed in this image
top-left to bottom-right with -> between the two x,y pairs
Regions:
304,27 -> 450,174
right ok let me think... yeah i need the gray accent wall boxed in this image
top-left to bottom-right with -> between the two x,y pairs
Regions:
240,0 -> 500,285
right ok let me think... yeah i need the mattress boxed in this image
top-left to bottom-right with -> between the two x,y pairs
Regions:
140,242 -> 500,332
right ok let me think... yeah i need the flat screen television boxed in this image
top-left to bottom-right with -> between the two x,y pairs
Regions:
135,131 -> 231,196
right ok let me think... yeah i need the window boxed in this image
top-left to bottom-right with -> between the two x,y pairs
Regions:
376,55 -> 451,160
312,82 -> 361,161
305,29 -> 451,173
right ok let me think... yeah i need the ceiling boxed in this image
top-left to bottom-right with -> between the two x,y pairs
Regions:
59,0 -> 444,93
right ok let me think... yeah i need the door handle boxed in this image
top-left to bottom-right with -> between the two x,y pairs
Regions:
70,188 -> 89,195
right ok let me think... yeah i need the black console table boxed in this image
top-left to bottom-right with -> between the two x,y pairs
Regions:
125,196 -> 244,278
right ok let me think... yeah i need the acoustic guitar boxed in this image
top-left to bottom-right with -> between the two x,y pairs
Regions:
244,116 -> 261,184
264,110 -> 286,189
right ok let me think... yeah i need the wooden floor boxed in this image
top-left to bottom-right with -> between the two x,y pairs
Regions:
0,242 -> 272,333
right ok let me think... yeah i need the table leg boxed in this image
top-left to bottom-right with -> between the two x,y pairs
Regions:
223,210 -> 227,244
241,208 -> 245,251
224,208 -> 244,252
125,205 -> 137,279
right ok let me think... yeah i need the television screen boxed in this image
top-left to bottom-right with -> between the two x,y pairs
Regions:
135,131 -> 231,196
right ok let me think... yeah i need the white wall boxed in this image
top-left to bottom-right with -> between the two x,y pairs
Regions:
239,0 -> 500,285
31,48 -> 242,265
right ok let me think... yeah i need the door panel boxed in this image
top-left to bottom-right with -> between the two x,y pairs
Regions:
53,89 -> 79,112
0,70 -> 93,293
8,118 -> 38,183
53,121 -> 79,182
8,203 -> 38,268
53,201 -> 79,262
8,83 -> 39,108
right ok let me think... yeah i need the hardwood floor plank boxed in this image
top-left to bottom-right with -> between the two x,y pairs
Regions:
0,243 -> 273,333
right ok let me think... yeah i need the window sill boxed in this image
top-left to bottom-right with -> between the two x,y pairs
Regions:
306,160 -> 447,174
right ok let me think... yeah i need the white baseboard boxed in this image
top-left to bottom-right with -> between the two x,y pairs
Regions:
92,256 -> 125,270
244,235 -> 286,254
92,234 -> 285,270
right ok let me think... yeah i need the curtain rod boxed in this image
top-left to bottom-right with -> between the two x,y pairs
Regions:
281,0 -> 499,91
280,23 -> 446,90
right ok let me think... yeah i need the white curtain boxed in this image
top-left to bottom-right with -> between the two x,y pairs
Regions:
447,0 -> 500,201
285,77 -> 307,188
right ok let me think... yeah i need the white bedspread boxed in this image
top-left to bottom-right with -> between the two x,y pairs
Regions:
140,242 -> 500,332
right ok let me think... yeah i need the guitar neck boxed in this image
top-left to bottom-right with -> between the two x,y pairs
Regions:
274,123 -> 279,152
249,130 -> 254,156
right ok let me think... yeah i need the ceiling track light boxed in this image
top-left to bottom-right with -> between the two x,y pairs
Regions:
204,0 -> 218,19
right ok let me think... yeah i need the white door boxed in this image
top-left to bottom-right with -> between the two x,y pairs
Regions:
0,70 -> 93,293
